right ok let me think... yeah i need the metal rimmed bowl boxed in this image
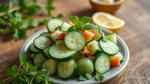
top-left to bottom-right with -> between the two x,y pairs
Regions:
20,28 -> 129,84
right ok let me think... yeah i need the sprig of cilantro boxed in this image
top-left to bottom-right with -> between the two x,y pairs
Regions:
6,56 -> 54,84
95,73 -> 104,81
0,0 -> 54,40
79,73 -> 92,81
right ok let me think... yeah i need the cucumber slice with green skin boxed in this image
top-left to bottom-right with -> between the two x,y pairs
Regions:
42,58 -> 57,75
57,60 -> 76,79
95,53 -> 110,74
40,32 -> 51,40
77,57 -> 94,75
43,48 -> 50,58
29,44 -> 40,53
114,52 -> 124,62
106,33 -> 117,44
33,36 -> 52,50
99,38 -> 119,55
91,27 -> 101,41
47,19 -> 63,33
61,22 -> 71,33
33,53 -> 45,67
65,31 -> 85,51
86,36 -> 94,43
87,40 -> 101,55
51,30 -> 63,42
49,42 -> 77,61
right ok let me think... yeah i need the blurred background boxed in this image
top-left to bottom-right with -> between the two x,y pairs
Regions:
0,0 -> 150,84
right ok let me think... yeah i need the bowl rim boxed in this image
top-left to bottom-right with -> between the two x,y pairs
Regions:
90,0 -> 125,6
20,28 -> 130,84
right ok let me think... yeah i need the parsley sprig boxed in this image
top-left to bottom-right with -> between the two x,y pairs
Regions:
69,16 -> 92,30
6,56 -> 54,84
0,0 -> 54,40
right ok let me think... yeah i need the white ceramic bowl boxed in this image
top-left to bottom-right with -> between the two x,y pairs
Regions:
20,28 -> 129,84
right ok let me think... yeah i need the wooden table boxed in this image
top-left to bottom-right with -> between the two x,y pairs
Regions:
0,0 -> 150,83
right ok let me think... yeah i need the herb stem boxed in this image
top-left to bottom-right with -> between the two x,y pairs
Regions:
17,64 -> 22,76
0,7 -> 20,17
29,77 -> 34,84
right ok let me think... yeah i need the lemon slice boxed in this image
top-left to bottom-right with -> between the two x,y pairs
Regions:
92,12 -> 125,32
102,0 -> 114,4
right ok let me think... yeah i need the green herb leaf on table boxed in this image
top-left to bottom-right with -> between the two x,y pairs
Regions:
7,56 -> 54,84
0,0 -> 55,40
46,0 -> 55,15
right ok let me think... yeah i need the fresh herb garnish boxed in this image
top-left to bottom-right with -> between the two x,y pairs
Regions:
85,73 -> 92,80
69,16 -> 91,29
95,73 -> 104,81
0,0 -> 54,40
79,75 -> 86,81
7,56 -> 54,84
79,73 -> 92,81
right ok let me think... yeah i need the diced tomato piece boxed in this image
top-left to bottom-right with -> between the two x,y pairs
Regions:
110,55 -> 121,67
83,47 -> 90,55
83,47 -> 95,61
59,33 -> 65,39
88,54 -> 95,61
83,30 -> 94,42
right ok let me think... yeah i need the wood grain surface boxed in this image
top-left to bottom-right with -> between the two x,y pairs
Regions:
0,0 -> 150,84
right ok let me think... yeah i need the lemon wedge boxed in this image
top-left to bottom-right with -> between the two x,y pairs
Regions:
92,12 -> 125,32
102,0 -> 115,4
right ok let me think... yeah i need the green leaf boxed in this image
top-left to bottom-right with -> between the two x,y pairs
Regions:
0,80 -> 4,84
68,26 -> 78,32
80,16 -> 91,25
95,73 -> 104,81
8,65 -> 18,77
85,73 -> 92,80
28,19 -> 39,28
79,75 -> 86,81
40,18 -> 49,25
84,23 -> 93,30
46,0 -> 54,15
69,16 -> 79,25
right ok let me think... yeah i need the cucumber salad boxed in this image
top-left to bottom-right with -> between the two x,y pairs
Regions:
27,16 -> 124,81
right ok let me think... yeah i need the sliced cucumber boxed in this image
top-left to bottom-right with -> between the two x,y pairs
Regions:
40,32 -> 51,40
65,31 -> 85,51
61,22 -> 71,33
42,58 -> 57,75
95,53 -> 110,73
29,44 -> 39,53
33,53 -> 45,67
47,19 -> 63,33
57,60 -> 76,79
34,36 -> 52,50
77,57 -> 94,75
49,42 -> 76,61
115,52 -> 124,62
43,48 -> 50,58
106,33 -> 117,44
87,40 -> 101,55
99,38 -> 119,55
51,30 -> 63,42
91,26 -> 101,41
